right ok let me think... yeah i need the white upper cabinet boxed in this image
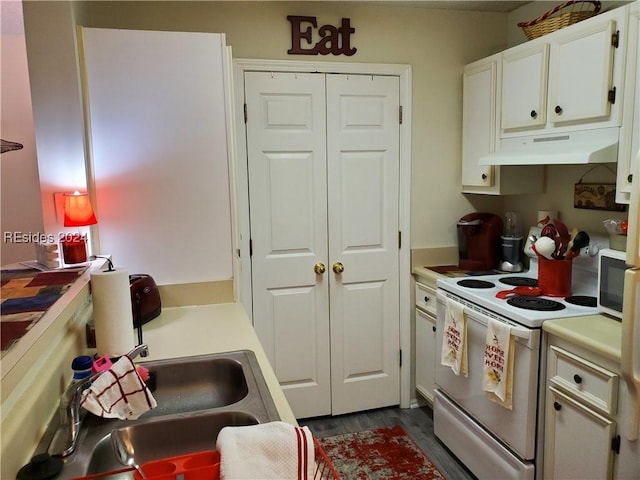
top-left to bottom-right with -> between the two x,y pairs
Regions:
548,19 -> 617,125
617,2 -> 640,204
462,56 -> 498,189
462,55 -> 544,195
499,5 -> 628,137
502,43 -> 549,131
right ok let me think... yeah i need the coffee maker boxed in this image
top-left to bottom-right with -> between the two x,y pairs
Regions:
499,211 -> 524,272
457,212 -> 502,271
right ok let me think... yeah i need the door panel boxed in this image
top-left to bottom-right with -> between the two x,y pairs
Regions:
245,72 -> 331,418
326,74 -> 400,415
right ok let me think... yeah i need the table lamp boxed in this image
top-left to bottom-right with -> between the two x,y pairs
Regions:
62,191 -> 97,264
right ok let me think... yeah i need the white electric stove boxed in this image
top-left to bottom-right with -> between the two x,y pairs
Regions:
436,226 -> 607,328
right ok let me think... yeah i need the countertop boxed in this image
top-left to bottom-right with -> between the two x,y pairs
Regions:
140,302 -> 297,425
542,314 -> 622,362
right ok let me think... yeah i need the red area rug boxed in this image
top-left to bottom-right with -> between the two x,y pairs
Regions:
318,425 -> 446,479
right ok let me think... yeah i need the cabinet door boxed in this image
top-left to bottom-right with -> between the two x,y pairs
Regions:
416,307 -> 436,402
501,43 -> 549,131
462,58 -> 497,188
617,5 -> 640,204
548,19 -> 617,124
545,386 -> 616,480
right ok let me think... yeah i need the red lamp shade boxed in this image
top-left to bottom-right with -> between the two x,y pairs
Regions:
63,191 -> 97,227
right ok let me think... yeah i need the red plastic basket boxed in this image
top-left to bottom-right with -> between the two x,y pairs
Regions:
73,438 -> 339,480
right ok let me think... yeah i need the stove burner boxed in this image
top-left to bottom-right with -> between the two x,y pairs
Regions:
564,295 -> 597,307
507,296 -> 566,311
457,279 -> 495,289
499,277 -> 538,288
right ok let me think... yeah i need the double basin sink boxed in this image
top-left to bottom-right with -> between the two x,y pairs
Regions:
36,350 -> 280,479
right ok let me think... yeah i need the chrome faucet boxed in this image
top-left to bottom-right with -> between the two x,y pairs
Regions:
48,344 -> 150,457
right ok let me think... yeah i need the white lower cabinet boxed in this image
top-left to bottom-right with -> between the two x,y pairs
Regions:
415,281 -> 437,403
545,386 -> 616,479
544,343 -> 620,480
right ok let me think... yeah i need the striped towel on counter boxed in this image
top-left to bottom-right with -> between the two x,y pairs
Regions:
216,421 -> 314,480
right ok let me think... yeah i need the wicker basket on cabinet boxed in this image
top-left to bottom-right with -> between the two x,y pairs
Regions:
518,0 -> 601,40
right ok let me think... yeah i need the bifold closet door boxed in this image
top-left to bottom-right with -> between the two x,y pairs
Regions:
245,71 -> 400,418
245,72 -> 331,418
326,74 -> 400,415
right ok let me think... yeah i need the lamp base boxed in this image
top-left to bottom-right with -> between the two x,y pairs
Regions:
61,236 -> 87,264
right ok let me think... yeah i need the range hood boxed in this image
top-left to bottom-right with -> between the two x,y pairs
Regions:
480,127 -> 619,166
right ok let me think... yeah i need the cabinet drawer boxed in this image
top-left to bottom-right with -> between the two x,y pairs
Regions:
415,282 -> 437,315
548,345 -> 618,415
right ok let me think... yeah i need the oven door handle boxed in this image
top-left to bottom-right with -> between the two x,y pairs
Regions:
460,305 -> 531,339
438,290 -> 533,341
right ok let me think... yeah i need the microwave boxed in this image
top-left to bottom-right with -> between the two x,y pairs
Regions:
597,248 -> 628,319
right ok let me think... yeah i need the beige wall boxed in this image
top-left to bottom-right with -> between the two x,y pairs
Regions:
22,1 -> 509,254
19,1 -> 630,266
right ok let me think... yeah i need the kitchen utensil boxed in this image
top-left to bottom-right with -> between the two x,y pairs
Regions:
534,236 -> 556,260
565,231 -> 590,260
540,223 -> 561,258
496,286 -> 542,299
111,429 -> 146,479
553,219 -> 570,258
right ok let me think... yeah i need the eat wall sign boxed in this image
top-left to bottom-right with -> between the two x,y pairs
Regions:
287,15 -> 357,56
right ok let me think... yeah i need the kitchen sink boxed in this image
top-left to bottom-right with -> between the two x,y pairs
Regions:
35,350 -> 280,479
86,411 -> 259,478
139,356 -> 249,417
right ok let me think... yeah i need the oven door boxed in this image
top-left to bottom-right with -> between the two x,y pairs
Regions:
435,291 -> 541,460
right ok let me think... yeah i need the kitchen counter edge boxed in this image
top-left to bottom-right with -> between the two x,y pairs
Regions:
542,314 -> 622,362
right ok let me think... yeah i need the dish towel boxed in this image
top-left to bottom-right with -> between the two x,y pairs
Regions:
216,421 -> 314,480
482,318 -> 514,410
440,298 -> 468,376
80,355 -> 157,420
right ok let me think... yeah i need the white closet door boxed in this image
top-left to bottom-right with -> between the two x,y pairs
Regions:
326,74 -> 400,415
245,72 -> 331,418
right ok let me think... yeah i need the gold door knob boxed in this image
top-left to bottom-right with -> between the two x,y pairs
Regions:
314,262 -> 326,275
332,262 -> 344,274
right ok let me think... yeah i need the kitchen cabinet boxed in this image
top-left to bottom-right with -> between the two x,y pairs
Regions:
415,281 -> 437,403
500,6 -> 627,137
617,2 -> 640,204
501,43 -> 549,131
461,55 -> 543,195
543,341 -> 620,479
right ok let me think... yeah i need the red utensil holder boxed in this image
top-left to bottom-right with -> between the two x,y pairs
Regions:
538,257 -> 572,297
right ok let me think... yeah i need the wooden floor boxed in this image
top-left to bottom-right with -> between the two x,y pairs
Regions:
299,404 -> 477,480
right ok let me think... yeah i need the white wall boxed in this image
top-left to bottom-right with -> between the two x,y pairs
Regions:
0,0 -> 44,265
81,28 -> 233,284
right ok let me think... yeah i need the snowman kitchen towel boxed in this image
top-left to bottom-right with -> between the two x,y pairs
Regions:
482,317 -> 514,409
440,298 -> 468,377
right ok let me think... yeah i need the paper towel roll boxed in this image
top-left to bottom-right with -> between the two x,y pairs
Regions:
91,268 -> 134,356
